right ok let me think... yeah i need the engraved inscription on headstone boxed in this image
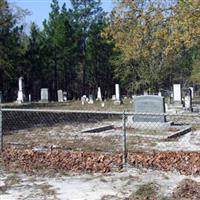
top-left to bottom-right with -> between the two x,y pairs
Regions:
133,95 -> 166,122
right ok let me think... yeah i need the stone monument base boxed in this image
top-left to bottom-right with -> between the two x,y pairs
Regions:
17,91 -> 24,104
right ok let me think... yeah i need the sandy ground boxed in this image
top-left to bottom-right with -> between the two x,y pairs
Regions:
2,111 -> 200,199
3,119 -> 200,152
1,166 -> 200,200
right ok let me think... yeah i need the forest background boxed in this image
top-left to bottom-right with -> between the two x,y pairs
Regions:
1,0 -> 200,101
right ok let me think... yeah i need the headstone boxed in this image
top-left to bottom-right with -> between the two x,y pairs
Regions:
17,77 -> 24,104
112,95 -> 116,101
133,95 -> 166,122
88,95 -> 94,104
40,88 -> 49,102
189,87 -> 194,98
184,88 -> 192,111
173,84 -> 182,104
158,91 -> 162,97
0,91 -> 2,103
81,95 -> 87,105
97,87 -> 102,101
63,91 -> 67,102
57,90 -> 64,102
115,84 -> 120,101
28,94 -> 31,102
114,84 -> 121,105
144,91 -> 148,95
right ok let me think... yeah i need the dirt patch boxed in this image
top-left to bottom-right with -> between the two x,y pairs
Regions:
172,179 -> 200,199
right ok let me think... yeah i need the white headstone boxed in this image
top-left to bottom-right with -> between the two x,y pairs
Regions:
144,91 -> 148,95
158,91 -> 162,97
88,95 -> 94,104
28,94 -> 31,102
57,90 -> 64,102
189,87 -> 194,98
185,96 -> 191,109
112,95 -> 116,101
63,91 -> 67,102
97,87 -> 102,101
17,77 -> 24,104
41,88 -> 49,102
173,84 -> 181,102
81,95 -> 87,105
115,84 -> 120,101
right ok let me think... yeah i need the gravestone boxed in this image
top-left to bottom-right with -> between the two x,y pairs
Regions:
0,91 -> 2,103
158,91 -> 162,97
81,95 -> 87,105
57,90 -> 64,102
173,84 -> 182,105
184,88 -> 192,111
17,77 -> 24,104
28,94 -> 31,102
97,87 -> 102,101
133,95 -> 166,122
40,88 -> 49,102
143,91 -> 148,95
112,95 -> 116,101
88,95 -> 94,104
114,84 -> 121,105
63,91 -> 67,102
189,87 -> 194,99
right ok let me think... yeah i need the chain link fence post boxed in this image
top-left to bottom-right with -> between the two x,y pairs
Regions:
0,103 -> 3,150
122,110 -> 127,168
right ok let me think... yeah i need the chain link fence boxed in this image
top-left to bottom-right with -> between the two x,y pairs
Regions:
1,107 -> 200,166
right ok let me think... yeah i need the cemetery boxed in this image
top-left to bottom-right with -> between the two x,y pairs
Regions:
2,0 -> 200,199
1,77 -> 200,199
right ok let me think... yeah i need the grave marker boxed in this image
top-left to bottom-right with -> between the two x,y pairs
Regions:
133,95 -> 166,122
57,90 -> 64,102
40,88 -> 49,102
17,77 -> 24,104
173,84 -> 182,104
97,87 -> 102,101
114,84 -> 121,105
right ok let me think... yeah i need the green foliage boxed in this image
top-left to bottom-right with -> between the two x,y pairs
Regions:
105,0 -> 200,93
0,0 -> 27,101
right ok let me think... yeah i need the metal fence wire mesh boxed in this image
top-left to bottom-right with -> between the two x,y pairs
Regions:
1,108 -> 200,157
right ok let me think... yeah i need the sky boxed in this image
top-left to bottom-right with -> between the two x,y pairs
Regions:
8,0 -> 113,28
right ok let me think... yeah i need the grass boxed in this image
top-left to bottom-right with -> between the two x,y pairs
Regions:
128,182 -> 159,200
0,173 -> 20,195
2,99 -> 133,112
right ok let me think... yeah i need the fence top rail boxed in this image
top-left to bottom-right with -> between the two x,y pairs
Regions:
1,108 -> 200,117
1,108 -> 124,115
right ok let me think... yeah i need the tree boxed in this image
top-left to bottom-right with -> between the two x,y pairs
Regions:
105,0 -> 200,93
70,0 -> 105,95
87,15 -> 115,97
0,0 -> 26,101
